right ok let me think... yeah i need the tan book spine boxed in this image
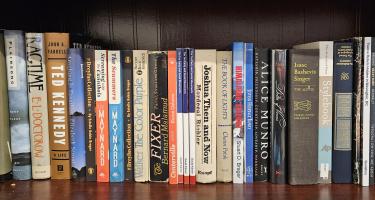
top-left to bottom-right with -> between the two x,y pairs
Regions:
45,33 -> 71,179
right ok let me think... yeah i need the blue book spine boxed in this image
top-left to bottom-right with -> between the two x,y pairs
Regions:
176,48 -> 184,182
68,48 -> 86,179
182,48 -> 190,182
188,48 -> 196,182
109,51 -> 125,182
4,30 -> 32,180
244,43 -> 254,183
232,42 -> 245,184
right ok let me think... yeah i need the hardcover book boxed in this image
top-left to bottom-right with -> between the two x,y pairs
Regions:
68,48 -> 86,179
0,32 -> 12,180
83,49 -> 97,181
133,50 -> 150,182
108,50 -> 125,182
149,51 -> 169,182
332,41 -> 353,184
244,43 -> 254,183
270,49 -> 287,184
45,33 -> 71,179
188,48 -> 196,184
294,41 -> 334,183
216,51 -> 233,182
182,49 -> 190,184
232,42 -> 245,184
253,48 -> 270,182
176,48 -> 184,183
123,50 -> 134,181
370,37 -> 375,185
95,50 -> 109,182
5,30 -> 32,180
288,49 -> 319,185
362,37 -> 371,186
195,49 -> 217,183
168,51 -> 178,184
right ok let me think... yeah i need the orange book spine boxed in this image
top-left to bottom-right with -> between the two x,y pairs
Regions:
45,33 -> 71,179
95,50 -> 109,182
168,51 -> 178,184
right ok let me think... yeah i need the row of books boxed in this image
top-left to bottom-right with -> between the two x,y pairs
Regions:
0,30 -> 374,186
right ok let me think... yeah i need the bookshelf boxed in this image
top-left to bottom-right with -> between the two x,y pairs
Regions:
1,0 -> 375,199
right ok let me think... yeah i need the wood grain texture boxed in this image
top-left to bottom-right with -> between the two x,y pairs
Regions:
0,180 -> 374,200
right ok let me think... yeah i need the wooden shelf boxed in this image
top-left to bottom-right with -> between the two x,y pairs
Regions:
0,180 -> 374,200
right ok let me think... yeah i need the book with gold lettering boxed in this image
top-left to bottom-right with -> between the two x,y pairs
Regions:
45,32 -> 71,179
26,32 -> 51,179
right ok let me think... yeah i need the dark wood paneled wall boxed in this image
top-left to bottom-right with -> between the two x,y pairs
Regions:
0,0 -> 373,50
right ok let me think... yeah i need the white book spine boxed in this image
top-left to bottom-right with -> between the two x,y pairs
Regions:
362,37 -> 371,186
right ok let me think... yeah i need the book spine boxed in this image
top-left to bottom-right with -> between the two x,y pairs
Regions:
83,49 -> 96,181
288,49 -> 319,185
123,50 -> 134,181
68,48 -> 86,180
232,42 -> 245,184
0,32 -> 12,179
182,49 -> 190,184
45,33 -> 71,179
188,48 -> 196,184
216,51 -> 233,182
176,48 -> 184,183
195,49 -> 217,183
95,50 -> 109,182
194,52 -> 202,182
318,42 -> 334,183
270,49 -> 287,184
133,50 -> 149,182
149,52 -> 169,182
25,33 -> 51,179
108,50 -> 125,182
253,49 -> 270,182
168,51 -> 178,184
4,30 -> 32,180
352,37 -> 363,184
244,43 -> 254,183
332,42 -> 353,183
362,37 -> 371,186
369,37 -> 375,185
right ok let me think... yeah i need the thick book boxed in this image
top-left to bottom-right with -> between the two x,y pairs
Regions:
25,33 -> 51,179
68,48 -> 86,179
176,48 -> 184,183
352,37 -> 363,184
294,42 -> 334,183
108,50 -> 125,182
149,51 -> 169,182
45,33 -> 71,179
370,37 -> 375,185
0,32 -> 12,180
95,50 -> 109,182
182,49 -> 190,184
188,48 -> 196,184
244,43 -> 254,183
332,41 -> 353,184
133,50 -> 150,182
83,49 -> 96,181
168,51 -> 178,184
362,37 -> 371,186
232,42 -> 245,184
253,48 -> 270,182
5,30 -> 32,180
216,51 -> 233,182
195,49 -> 217,183
287,49 -> 319,185
270,49 -> 287,184
123,50 -> 134,181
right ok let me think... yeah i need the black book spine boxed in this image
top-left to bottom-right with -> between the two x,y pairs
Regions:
369,38 -> 375,185
352,37 -> 363,184
253,48 -> 270,182
332,42 -> 353,183
287,49 -> 319,185
149,52 -> 169,182
83,49 -> 97,181
123,50 -> 134,181
270,49 -> 287,184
